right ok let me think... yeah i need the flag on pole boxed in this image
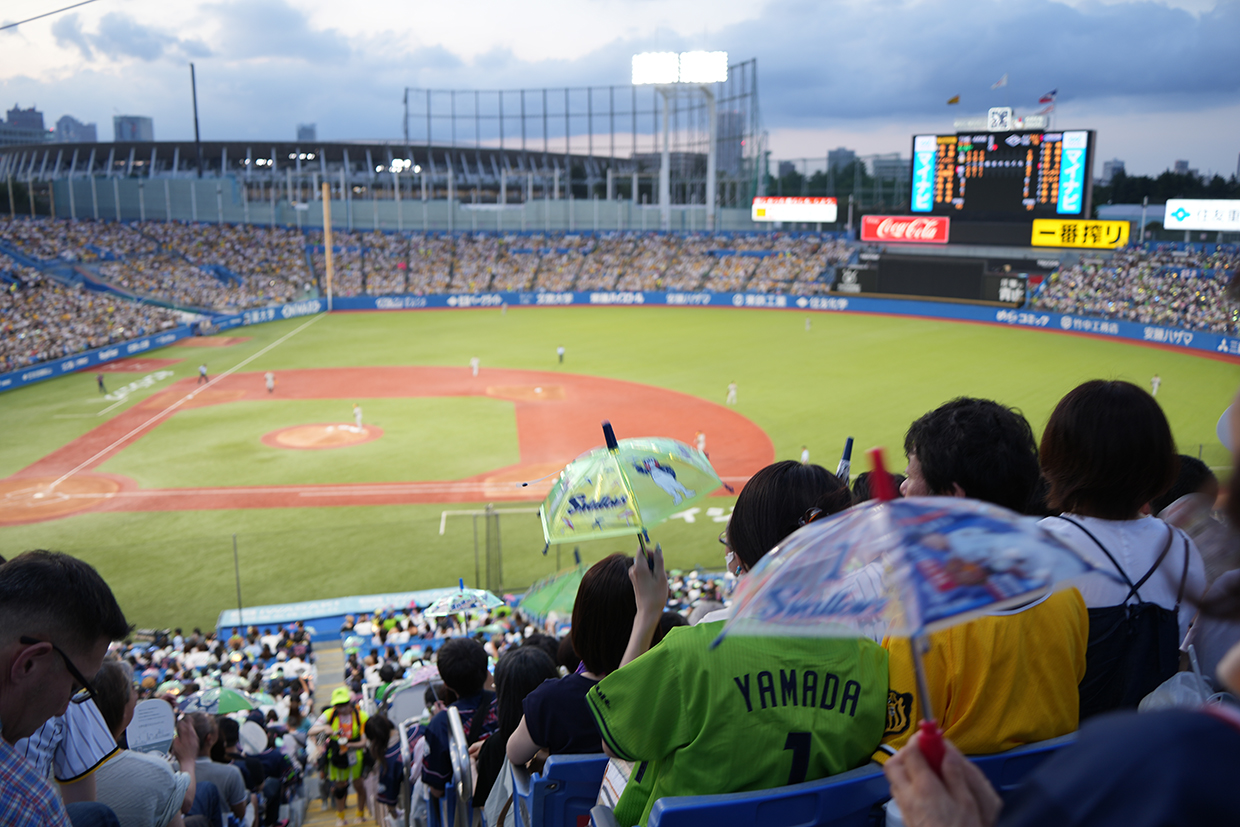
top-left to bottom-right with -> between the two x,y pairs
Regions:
991,74 -> 1008,89
1037,104 -> 1055,115
1038,89 -> 1058,104
947,95 -> 961,105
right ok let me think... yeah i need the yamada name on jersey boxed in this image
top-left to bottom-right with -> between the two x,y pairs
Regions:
733,668 -> 865,716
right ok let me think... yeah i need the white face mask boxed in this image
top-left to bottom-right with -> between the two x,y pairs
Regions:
725,551 -> 742,577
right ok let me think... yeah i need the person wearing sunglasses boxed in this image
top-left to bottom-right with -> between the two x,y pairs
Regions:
0,550 -> 131,827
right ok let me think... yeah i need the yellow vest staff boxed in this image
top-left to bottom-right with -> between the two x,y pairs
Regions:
321,181 -> 334,312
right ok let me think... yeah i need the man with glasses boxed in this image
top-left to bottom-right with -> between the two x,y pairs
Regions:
0,551 -> 131,827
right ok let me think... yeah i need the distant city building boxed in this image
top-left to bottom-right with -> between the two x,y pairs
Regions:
870,153 -> 910,182
1100,159 -> 1125,186
0,104 -> 50,146
777,160 -> 797,178
54,115 -> 97,143
1172,159 -> 1199,179
113,115 -> 154,142
827,147 -> 856,172
7,105 -> 44,131
297,123 -> 316,142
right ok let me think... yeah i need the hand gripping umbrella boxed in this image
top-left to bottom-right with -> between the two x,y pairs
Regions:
714,448 -> 1095,774
538,421 -> 726,567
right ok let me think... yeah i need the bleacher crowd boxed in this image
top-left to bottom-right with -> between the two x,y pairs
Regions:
3,215 -> 1240,376
4,375 -> 1239,827
1032,245 -> 1240,334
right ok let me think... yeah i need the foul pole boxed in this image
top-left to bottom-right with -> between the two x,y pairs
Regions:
321,181 -> 334,311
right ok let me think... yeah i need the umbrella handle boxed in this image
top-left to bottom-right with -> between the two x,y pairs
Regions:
602,420 -> 619,451
917,720 -> 945,775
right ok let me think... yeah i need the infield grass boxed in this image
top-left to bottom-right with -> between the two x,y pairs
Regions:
1,305 -> 1235,628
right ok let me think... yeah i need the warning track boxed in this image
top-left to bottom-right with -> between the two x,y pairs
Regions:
1,367 -> 773,524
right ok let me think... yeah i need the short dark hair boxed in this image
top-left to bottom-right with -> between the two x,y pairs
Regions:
0,551 -> 130,652
571,554 -> 637,676
728,461 -> 849,570
92,660 -> 134,736
217,715 -> 240,748
492,646 -> 557,740
851,471 -> 907,504
435,638 -> 489,697
1041,380 -> 1178,519
1151,455 -> 1218,514
904,397 -> 1040,513
521,633 -> 560,665
652,611 -> 689,647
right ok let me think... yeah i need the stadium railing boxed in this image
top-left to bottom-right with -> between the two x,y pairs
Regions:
587,733 -> 1078,827
510,753 -> 609,827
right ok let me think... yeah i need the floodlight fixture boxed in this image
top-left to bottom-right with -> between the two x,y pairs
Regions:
678,51 -> 728,84
632,52 -> 679,85
632,51 -> 729,85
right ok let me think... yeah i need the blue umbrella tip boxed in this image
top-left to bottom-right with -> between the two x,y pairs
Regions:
458,578 -> 465,590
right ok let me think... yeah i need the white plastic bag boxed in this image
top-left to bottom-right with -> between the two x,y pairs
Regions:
1138,670 -> 1211,712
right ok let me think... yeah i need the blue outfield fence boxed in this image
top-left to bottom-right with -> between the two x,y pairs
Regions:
0,325 -> 195,392
325,290 -> 1235,357
4,290 -> 1236,394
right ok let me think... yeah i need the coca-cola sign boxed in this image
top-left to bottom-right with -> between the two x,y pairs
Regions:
860,215 -> 950,244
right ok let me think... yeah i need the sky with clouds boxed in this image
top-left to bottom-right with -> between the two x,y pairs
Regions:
2,0 -> 1238,177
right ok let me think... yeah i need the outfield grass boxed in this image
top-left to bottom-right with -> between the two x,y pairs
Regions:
1,306 -> 1235,629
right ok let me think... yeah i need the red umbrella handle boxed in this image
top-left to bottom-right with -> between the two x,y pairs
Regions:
918,719 -> 945,775
866,448 -> 898,501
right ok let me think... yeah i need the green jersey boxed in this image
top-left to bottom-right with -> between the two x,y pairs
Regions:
587,620 -> 888,826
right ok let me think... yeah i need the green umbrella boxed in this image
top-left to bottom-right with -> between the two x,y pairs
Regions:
250,692 -> 278,706
179,687 -> 255,714
519,565 -> 585,623
476,624 -> 506,634
539,422 -> 725,549
155,680 -> 184,695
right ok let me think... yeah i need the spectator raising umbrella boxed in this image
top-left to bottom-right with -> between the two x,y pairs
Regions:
715,449 -> 1097,773
423,578 -> 505,630
538,421 -> 727,562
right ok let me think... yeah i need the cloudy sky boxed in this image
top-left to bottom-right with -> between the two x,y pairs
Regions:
2,0 -> 1238,177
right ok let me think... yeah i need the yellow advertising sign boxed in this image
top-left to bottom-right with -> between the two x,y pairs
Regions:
1031,219 -> 1129,249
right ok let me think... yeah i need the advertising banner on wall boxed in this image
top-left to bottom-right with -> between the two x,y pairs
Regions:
1164,200 -> 1240,232
860,215 -> 950,244
751,197 -> 838,223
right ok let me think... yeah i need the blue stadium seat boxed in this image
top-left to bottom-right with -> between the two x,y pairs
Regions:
511,753 -> 609,827
968,733 -> 1077,796
592,762 -> 889,827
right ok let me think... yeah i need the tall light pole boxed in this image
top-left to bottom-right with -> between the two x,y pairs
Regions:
190,63 -> 203,178
632,51 -> 727,234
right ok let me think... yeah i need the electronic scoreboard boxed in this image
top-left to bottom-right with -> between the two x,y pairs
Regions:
910,130 -> 1094,219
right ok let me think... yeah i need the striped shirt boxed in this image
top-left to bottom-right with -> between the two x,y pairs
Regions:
13,699 -> 118,782
0,731 -> 72,827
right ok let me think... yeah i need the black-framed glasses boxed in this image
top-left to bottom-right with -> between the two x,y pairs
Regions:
718,530 -> 730,549
19,636 -> 96,704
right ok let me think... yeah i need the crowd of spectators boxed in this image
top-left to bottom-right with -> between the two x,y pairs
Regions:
1,265 -> 180,372
1034,245 -> 1240,334
4,212 -> 1239,378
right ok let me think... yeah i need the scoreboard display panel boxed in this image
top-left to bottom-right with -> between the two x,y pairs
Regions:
910,130 -> 1094,219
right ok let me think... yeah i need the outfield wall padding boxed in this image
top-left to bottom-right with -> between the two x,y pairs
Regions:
214,291 -> 1235,359
6,289 -> 1233,394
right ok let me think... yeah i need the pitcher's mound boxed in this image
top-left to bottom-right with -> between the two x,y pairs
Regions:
263,423 -> 384,450
0,475 -> 122,525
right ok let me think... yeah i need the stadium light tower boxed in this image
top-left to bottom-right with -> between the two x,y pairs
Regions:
632,51 -> 727,231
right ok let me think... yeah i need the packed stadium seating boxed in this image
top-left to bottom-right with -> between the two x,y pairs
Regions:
3,215 -> 1239,378
1031,245 -> 1239,334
